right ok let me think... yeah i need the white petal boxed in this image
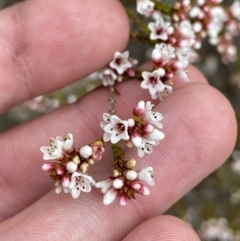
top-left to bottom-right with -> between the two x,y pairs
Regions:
103,133 -> 111,142
131,134 -> 143,147
71,187 -> 81,199
55,185 -> 62,194
103,188 -> 117,205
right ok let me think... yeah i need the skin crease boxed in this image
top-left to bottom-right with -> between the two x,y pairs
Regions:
0,0 -> 237,240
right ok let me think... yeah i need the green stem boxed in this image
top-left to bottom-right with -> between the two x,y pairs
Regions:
153,1 -> 172,15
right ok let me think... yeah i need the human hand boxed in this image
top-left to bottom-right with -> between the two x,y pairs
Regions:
0,0 -> 237,240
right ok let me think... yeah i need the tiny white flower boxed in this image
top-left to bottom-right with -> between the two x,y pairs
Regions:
158,84 -> 173,101
56,133 -> 74,152
143,101 -> 163,129
141,69 -> 165,96
230,0 -> 240,21
148,16 -> 171,40
40,138 -> 63,161
99,69 -> 117,86
79,145 -> 92,159
69,172 -> 95,199
109,51 -> 132,75
178,20 -> 195,40
137,0 -> 155,17
138,167 -> 155,185
152,43 -> 175,62
137,139 -> 158,157
102,115 -> 129,144
189,6 -> 205,19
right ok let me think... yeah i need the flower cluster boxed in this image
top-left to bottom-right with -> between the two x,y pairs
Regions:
99,51 -> 137,86
41,134 -> 104,199
96,164 -> 154,206
101,100 -> 164,157
198,218 -> 234,241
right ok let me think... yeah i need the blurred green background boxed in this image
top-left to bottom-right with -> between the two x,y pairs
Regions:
0,0 -> 239,240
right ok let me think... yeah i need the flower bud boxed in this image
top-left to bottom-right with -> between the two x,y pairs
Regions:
142,123 -> 154,133
125,159 -> 137,168
133,101 -> 145,116
118,195 -> 128,206
56,167 -> 64,175
113,178 -> 124,189
79,145 -> 92,158
62,176 -> 70,188
112,169 -> 120,177
72,155 -> 80,165
80,163 -> 89,173
127,118 -> 135,128
66,161 -> 78,173
125,170 -> 137,181
42,163 -> 54,172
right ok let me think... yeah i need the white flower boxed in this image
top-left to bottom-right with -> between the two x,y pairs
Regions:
143,101 -> 163,129
69,172 -> 95,199
148,16 -> 172,40
158,84 -> 173,101
99,69 -> 117,86
152,43 -> 175,62
137,0 -> 155,16
79,145 -> 92,159
138,167 -> 155,185
189,6 -> 205,19
230,0 -> 240,20
55,180 -> 70,194
56,133 -> 74,152
137,139 -> 158,157
109,51 -> 132,75
178,20 -> 195,40
141,69 -> 165,96
102,115 -> 129,143
210,6 -> 228,23
231,150 -> 240,174
40,138 -> 63,161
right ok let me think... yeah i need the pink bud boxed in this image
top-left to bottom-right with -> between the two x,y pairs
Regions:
133,101 -> 145,116
62,176 -> 70,188
56,167 -> 64,175
127,69 -> 136,78
42,163 -> 54,172
128,118 -> 135,128
130,180 -> 141,191
171,61 -> 183,71
142,123 -> 154,134
138,185 -> 150,196
118,195 -> 128,206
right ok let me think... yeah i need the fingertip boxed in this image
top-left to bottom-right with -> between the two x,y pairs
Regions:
122,215 -> 200,241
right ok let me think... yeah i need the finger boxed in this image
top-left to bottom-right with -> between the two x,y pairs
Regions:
0,0 -> 129,113
122,215 -> 200,241
0,76 -> 236,241
0,66 -> 207,220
